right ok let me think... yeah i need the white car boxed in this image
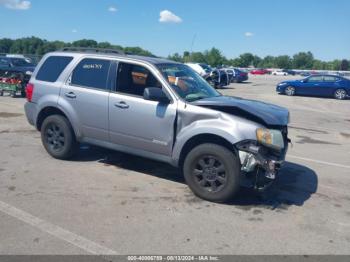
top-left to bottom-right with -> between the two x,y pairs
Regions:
185,63 -> 211,77
271,70 -> 288,76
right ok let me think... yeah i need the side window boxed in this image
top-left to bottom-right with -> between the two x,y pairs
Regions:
116,62 -> 162,97
71,58 -> 111,90
0,58 -> 10,67
308,76 -> 323,82
323,76 -> 337,82
36,56 -> 73,82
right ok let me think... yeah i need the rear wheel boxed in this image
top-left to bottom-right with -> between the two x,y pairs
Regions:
285,86 -> 295,96
334,89 -> 347,100
183,143 -> 240,202
41,115 -> 78,159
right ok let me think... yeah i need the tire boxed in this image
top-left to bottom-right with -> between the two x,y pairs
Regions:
41,115 -> 78,160
0,90 -> 3,96
183,143 -> 240,202
285,86 -> 295,96
11,91 -> 16,98
334,89 -> 347,100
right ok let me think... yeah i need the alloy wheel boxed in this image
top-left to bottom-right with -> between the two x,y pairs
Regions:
285,86 -> 295,96
45,123 -> 65,152
334,89 -> 346,100
192,155 -> 227,193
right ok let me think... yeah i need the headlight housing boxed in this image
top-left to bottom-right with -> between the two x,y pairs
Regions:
256,128 -> 284,150
278,82 -> 287,86
25,71 -> 33,75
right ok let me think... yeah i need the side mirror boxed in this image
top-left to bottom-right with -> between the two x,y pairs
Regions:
143,87 -> 170,103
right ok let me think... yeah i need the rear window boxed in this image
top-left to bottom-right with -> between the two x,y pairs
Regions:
71,58 -> 111,90
36,56 -> 73,82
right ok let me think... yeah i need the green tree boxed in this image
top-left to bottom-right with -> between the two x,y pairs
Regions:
168,53 -> 183,62
274,55 -> 292,69
0,38 -> 13,53
292,51 -> 314,69
259,56 -> 275,68
237,53 -> 255,67
340,59 -> 349,71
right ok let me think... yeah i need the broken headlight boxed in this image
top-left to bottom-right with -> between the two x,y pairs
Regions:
256,128 -> 284,150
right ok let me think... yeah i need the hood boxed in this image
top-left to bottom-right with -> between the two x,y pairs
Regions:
191,96 -> 289,127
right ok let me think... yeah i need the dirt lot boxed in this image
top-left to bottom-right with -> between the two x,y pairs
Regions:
0,74 -> 349,255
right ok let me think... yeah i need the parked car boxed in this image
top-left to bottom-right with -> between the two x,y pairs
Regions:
186,63 -> 212,77
271,70 -> 288,76
0,56 -> 36,88
25,47 -> 290,202
276,74 -> 350,100
250,69 -> 270,75
186,63 -> 229,88
224,68 -> 249,83
282,69 -> 296,75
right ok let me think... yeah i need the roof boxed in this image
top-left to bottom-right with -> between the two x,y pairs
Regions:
54,47 -> 179,66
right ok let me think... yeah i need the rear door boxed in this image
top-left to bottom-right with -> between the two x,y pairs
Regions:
300,76 -> 324,95
58,57 -> 113,141
108,62 -> 177,156
320,75 -> 338,96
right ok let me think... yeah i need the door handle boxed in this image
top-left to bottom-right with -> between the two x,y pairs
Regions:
65,92 -> 76,99
114,101 -> 129,109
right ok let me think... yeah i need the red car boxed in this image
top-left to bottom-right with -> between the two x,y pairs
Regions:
250,69 -> 270,75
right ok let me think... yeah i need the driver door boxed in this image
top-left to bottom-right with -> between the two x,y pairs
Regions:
108,62 -> 177,156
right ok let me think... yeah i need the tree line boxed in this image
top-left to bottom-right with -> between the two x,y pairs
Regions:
0,36 -> 154,58
168,48 -> 349,71
0,37 -> 348,71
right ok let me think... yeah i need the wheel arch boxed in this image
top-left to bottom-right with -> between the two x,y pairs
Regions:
176,133 -> 237,168
36,106 -> 67,131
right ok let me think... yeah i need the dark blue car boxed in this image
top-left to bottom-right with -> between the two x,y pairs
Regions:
276,75 -> 350,100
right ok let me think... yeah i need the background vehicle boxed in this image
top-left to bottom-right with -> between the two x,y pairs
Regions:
282,69 -> 296,75
271,70 -> 288,76
25,48 -> 289,202
224,68 -> 249,83
250,69 -> 270,75
276,74 -> 350,99
0,56 -> 36,89
186,63 -> 229,88
185,63 -> 211,77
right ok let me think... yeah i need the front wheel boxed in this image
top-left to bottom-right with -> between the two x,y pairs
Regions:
41,115 -> 78,159
285,86 -> 295,96
183,143 -> 240,202
334,89 -> 347,100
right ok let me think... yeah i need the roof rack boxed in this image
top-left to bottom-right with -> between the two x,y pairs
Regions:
60,47 -> 125,55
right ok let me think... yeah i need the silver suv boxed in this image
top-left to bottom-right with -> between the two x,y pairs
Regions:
24,48 -> 290,202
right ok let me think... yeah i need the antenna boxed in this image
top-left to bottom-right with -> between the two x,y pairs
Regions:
190,34 -> 197,53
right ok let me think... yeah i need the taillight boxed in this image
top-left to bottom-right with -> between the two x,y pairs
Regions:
26,83 -> 34,102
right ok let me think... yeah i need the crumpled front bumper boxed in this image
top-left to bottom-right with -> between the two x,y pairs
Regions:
236,140 -> 289,191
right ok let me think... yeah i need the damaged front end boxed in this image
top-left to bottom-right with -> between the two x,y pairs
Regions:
236,126 -> 290,191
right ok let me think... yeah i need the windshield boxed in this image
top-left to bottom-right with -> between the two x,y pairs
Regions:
11,58 -> 34,67
158,63 -> 221,102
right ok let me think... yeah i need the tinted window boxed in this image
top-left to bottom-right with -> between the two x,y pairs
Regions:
308,76 -> 323,82
323,76 -> 337,82
71,58 -> 111,90
116,63 -> 162,96
0,58 -> 10,66
36,56 -> 73,82
11,58 -> 33,67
